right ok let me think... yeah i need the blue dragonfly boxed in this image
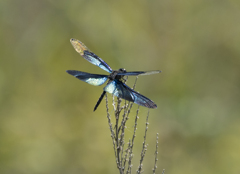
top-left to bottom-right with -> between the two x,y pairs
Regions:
67,38 -> 161,111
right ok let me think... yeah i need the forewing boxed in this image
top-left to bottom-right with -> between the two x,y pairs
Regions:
66,70 -> 108,86
117,70 -> 161,76
70,38 -> 112,73
104,80 -> 157,108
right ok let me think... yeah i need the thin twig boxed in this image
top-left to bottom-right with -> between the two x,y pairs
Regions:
115,97 -> 123,173
137,109 -> 150,173
132,76 -> 138,90
126,106 -> 140,174
123,139 -> 131,171
119,100 -> 129,171
105,94 -> 118,165
112,94 -> 116,111
152,133 -> 159,174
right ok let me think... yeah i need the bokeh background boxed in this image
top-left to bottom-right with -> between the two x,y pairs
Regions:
1,0 -> 240,173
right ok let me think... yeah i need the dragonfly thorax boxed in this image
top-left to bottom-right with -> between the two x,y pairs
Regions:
109,68 -> 126,81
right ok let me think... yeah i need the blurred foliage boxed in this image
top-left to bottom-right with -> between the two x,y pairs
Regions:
0,0 -> 240,173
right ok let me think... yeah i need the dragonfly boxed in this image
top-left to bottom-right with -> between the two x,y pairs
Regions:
66,38 -> 161,111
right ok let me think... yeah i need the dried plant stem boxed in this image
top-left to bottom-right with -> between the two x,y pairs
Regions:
126,106 -> 140,174
123,139 -> 131,171
152,133 -> 159,174
105,94 -> 118,166
137,109 -> 150,173
115,97 -> 123,172
105,77 -> 163,174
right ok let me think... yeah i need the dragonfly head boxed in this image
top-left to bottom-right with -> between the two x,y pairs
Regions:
118,68 -> 126,73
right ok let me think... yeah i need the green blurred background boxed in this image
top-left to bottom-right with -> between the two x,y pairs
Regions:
1,0 -> 240,173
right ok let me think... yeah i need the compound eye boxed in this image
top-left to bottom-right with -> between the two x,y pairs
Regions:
119,68 -> 126,72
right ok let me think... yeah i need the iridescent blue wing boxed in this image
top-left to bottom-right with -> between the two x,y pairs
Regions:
70,38 -> 112,73
104,80 -> 134,102
66,70 -> 108,86
117,70 -> 161,76
104,80 -> 157,108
